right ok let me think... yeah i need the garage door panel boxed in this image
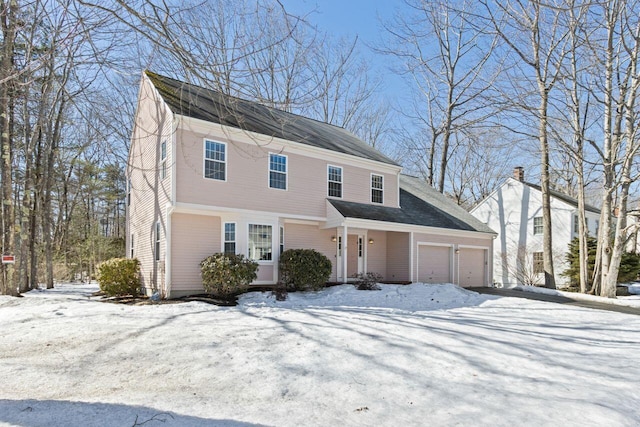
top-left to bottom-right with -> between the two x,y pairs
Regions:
418,245 -> 451,284
459,248 -> 486,287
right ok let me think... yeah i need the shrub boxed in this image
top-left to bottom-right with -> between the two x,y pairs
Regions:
97,258 -> 140,297
279,249 -> 332,291
200,253 -> 258,297
563,237 -> 640,284
352,272 -> 382,290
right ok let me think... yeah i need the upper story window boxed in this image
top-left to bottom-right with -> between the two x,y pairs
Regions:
127,179 -> 131,206
328,165 -> 342,198
595,219 -> 600,236
269,154 -> 287,190
204,140 -> 226,181
533,216 -> 543,235
160,141 -> 167,179
573,215 -> 579,233
224,222 -> 236,255
248,224 -> 272,261
371,174 -> 383,204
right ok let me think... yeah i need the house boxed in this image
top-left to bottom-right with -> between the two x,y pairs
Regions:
126,71 -> 496,298
470,167 -> 601,288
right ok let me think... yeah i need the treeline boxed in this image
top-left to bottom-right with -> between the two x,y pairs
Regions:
2,0 -> 640,298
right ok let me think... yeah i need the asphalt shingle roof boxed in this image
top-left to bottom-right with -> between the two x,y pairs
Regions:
522,181 -> 601,213
145,71 -> 398,166
328,175 -> 496,234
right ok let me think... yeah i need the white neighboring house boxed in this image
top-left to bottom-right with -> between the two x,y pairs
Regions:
470,167 -> 601,288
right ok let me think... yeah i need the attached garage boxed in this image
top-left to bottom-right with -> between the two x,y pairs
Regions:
458,247 -> 487,287
417,244 -> 452,284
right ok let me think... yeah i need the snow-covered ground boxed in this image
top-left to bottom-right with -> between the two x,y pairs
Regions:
1,282 -> 640,426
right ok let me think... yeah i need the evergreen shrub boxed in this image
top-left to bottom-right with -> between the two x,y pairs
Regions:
97,258 -> 140,297
200,253 -> 258,297
279,249 -> 332,291
563,237 -> 640,284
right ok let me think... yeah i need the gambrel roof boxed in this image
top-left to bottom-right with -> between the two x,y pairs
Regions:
145,71 -> 398,166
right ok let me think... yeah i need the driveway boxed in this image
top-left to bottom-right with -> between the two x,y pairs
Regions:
473,287 -> 640,316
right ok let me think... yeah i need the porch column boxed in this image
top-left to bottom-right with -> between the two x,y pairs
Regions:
342,224 -> 348,284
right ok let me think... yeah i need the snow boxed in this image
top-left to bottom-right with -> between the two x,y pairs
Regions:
1,282 -> 640,426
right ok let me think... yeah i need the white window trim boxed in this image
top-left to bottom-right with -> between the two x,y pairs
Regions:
327,164 -> 343,198
203,139 -> 227,182
533,216 -> 543,235
161,140 -> 167,180
371,173 -> 384,204
130,233 -> 134,259
247,223 -> 274,264
268,153 -> 288,190
155,221 -> 161,262
222,222 -> 237,255
279,226 -> 285,255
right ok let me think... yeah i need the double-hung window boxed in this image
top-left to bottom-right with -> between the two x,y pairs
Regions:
155,222 -> 161,261
573,215 -> 579,233
533,252 -> 544,274
533,216 -> 543,235
224,223 -> 236,255
248,224 -> 273,261
269,154 -> 287,190
371,174 -> 383,204
160,141 -> 167,179
204,140 -> 226,180
130,234 -> 134,258
328,165 -> 342,198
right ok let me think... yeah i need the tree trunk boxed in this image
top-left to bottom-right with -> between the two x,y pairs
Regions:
539,90 -> 556,289
0,0 -> 18,296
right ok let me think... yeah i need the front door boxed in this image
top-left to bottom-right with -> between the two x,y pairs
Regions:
347,234 -> 364,278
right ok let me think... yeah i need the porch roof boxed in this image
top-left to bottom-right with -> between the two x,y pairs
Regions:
328,175 -> 496,234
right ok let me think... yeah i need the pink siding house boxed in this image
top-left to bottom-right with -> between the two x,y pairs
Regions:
127,71 -> 496,298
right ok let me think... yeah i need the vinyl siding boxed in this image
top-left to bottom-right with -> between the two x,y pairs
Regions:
127,74 -> 174,295
174,125 -> 399,217
386,232 -> 410,282
283,223 -> 338,281
170,213 -> 220,294
366,230 -> 387,279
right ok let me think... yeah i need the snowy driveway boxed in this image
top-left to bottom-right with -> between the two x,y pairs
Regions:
1,283 -> 639,426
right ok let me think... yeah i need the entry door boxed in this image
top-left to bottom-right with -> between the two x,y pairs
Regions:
347,235 -> 364,278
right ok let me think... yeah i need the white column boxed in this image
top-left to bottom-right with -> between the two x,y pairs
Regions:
342,224 -> 348,283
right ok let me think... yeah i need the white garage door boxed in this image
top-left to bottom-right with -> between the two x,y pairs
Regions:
417,245 -> 451,284
458,248 -> 486,287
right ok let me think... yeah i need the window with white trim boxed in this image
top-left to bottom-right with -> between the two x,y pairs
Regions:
160,140 -> 167,179
279,226 -> 284,255
130,234 -> 134,258
533,216 -> 543,235
574,215 -> 579,233
248,224 -> 272,261
224,222 -> 236,255
328,165 -> 342,198
371,174 -> 383,204
204,140 -> 226,180
127,179 -> 131,206
269,153 -> 287,190
533,252 -> 543,274
155,222 -> 161,261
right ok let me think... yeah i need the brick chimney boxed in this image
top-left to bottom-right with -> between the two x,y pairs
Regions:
513,166 -> 524,182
